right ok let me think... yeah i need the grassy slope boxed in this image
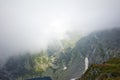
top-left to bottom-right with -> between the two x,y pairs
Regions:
78,57 -> 120,80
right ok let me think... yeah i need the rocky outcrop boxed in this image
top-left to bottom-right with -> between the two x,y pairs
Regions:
0,69 -> 13,80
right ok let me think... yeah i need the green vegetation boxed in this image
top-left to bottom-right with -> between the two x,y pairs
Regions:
78,58 -> 120,80
4,51 -> 55,79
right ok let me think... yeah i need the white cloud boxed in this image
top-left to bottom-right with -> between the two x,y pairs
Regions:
0,0 -> 120,59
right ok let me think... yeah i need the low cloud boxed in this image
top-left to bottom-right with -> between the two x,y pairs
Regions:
0,0 -> 120,62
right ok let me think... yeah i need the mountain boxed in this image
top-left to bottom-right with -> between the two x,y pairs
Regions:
1,28 -> 120,80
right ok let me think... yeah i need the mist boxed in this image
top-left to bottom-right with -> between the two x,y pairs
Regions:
0,0 -> 120,63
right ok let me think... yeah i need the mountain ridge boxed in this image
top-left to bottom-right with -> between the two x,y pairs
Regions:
1,27 -> 120,80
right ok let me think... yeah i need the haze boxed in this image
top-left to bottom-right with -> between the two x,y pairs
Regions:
0,0 -> 120,63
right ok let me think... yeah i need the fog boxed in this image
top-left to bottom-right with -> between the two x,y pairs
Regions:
0,0 -> 120,63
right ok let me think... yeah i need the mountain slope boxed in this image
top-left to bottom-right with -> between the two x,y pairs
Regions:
78,58 -> 120,80
1,28 -> 120,80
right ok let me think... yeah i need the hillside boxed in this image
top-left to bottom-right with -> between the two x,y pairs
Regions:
1,28 -> 120,80
78,58 -> 120,80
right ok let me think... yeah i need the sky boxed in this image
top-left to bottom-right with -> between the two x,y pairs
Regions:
0,0 -> 120,62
